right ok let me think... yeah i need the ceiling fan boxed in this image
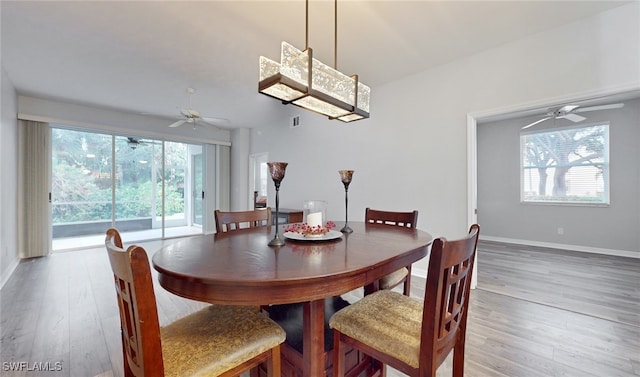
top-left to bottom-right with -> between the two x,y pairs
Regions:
168,88 -> 229,129
522,103 -> 624,130
126,137 -> 155,150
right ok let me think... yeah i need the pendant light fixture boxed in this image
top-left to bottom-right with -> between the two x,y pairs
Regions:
258,0 -> 370,122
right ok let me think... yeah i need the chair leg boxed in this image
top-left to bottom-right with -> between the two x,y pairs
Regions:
364,280 -> 379,296
333,330 -> 345,377
267,345 -> 281,377
403,265 -> 412,296
452,340 -> 465,377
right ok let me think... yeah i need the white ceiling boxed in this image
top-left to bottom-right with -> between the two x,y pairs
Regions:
1,1 -> 632,128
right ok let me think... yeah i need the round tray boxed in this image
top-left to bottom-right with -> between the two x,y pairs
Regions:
283,230 -> 343,242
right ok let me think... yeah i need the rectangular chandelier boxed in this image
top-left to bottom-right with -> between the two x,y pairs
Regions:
259,41 -> 370,123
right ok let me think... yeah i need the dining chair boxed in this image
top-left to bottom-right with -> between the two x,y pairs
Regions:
365,207 -> 419,296
329,224 -> 480,377
105,228 -> 285,377
214,207 -> 272,233
254,190 -> 267,209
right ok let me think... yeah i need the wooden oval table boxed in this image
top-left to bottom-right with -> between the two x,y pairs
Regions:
152,221 -> 432,377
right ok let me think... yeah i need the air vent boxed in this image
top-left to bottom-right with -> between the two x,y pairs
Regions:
290,115 -> 300,128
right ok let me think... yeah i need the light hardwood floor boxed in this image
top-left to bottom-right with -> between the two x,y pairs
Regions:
1,240 -> 639,376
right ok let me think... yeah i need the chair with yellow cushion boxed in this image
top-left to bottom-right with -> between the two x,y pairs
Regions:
330,224 -> 480,377
365,207 -> 419,296
105,228 -> 285,377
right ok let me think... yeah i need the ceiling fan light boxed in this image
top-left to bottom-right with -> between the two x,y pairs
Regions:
167,88 -> 229,129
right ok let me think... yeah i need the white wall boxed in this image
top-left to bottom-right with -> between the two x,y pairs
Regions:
249,3 -> 640,277
478,98 -> 640,256
1,67 -> 19,288
230,128 -> 250,211
18,95 -> 232,146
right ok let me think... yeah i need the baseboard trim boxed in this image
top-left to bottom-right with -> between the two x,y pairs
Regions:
410,236 -> 638,287
480,236 -> 639,259
0,258 -> 20,290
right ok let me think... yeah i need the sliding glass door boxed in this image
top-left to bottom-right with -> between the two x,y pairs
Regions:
51,127 -> 204,250
114,136 -> 162,240
51,129 -> 113,249
162,142 -> 203,238
192,150 -> 204,227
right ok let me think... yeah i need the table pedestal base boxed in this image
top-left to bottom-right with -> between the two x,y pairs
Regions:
258,297 -> 383,377
271,342 -> 380,377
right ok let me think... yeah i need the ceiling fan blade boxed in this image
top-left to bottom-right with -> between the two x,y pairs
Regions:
522,116 -> 552,130
574,103 -> 624,113
168,119 -> 186,128
200,117 -> 230,127
558,113 -> 586,123
558,104 -> 580,113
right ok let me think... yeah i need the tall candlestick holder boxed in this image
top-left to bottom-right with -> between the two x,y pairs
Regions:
339,170 -> 354,233
268,162 -> 288,246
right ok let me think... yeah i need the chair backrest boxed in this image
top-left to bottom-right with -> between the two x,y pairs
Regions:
214,208 -> 272,233
254,191 -> 267,209
420,224 -> 480,374
105,228 -> 164,377
365,207 -> 418,229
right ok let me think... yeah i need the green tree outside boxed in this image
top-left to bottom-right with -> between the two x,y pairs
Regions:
52,128 -> 189,224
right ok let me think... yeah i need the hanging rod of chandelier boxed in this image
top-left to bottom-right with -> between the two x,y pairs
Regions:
258,0 -> 370,123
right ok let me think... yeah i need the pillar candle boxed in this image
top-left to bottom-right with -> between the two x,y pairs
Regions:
307,212 -> 323,228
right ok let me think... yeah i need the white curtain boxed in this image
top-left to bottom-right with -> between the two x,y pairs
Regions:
18,120 -> 51,258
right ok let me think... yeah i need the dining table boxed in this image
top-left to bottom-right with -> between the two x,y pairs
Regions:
152,221 -> 432,377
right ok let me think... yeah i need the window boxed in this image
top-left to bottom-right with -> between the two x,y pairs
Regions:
520,123 -> 609,205
51,126 -> 205,250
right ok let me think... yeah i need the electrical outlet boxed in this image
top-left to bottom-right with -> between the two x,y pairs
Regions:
557,227 -> 564,235
290,115 -> 300,128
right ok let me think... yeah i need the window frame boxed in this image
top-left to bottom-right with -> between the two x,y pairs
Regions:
520,122 -> 610,206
